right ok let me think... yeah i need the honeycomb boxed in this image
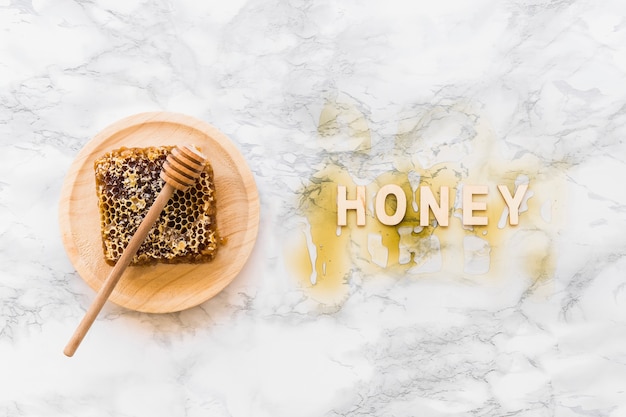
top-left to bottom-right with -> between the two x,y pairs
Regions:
94,146 -> 218,265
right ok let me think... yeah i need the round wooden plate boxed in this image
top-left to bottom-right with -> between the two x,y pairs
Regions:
59,112 -> 260,313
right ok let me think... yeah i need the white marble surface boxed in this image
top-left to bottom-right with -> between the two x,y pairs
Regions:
2,0 -> 626,415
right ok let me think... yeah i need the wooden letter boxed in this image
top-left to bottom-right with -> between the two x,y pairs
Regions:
337,185 -> 366,226
419,186 -> 449,226
375,184 -> 407,226
463,185 -> 488,226
497,183 -> 528,225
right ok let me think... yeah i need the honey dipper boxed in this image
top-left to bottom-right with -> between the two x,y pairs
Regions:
64,144 -> 207,357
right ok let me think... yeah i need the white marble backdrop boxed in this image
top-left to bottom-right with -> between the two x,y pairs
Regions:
2,0 -> 626,416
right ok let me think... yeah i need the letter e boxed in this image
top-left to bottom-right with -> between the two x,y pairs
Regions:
462,185 -> 488,226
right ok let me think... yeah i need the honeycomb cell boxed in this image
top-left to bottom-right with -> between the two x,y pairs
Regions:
94,146 -> 219,265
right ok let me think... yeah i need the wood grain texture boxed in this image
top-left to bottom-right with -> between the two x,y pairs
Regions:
59,112 -> 260,313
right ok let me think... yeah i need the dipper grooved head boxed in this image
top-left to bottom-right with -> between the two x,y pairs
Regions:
160,145 -> 207,191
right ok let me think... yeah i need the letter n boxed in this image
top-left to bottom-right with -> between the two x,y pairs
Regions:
420,186 -> 449,226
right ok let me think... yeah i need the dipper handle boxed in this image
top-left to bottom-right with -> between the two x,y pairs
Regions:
64,145 -> 206,357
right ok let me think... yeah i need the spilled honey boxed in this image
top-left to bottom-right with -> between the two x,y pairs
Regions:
287,96 -> 566,304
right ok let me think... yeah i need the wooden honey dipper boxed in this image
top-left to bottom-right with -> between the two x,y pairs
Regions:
64,144 -> 207,357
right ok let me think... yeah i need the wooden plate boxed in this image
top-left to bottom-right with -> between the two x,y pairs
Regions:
59,112 -> 260,313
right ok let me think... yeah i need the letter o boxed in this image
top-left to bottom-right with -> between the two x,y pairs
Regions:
375,184 -> 407,226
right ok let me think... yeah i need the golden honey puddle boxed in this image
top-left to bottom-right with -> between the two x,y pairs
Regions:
286,96 -> 566,304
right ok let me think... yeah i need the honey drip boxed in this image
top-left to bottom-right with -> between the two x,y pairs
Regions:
287,97 -> 566,304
